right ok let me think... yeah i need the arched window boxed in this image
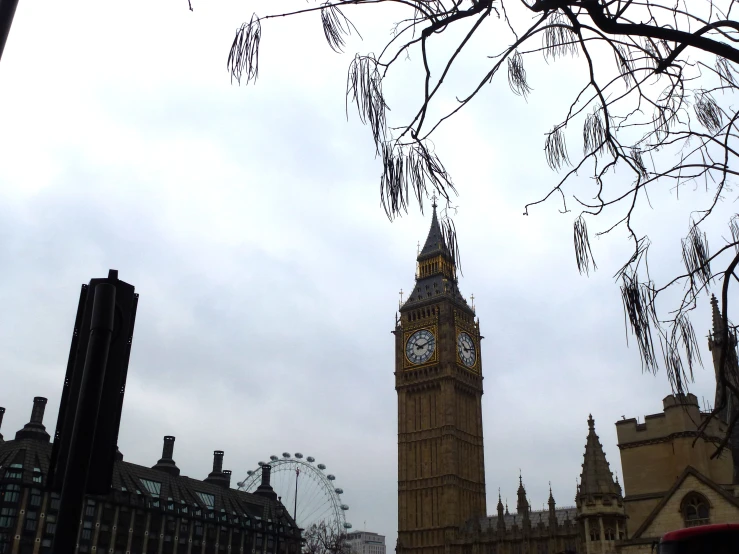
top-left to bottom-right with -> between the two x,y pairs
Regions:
604,528 -> 615,541
681,492 -> 710,527
589,527 -> 600,541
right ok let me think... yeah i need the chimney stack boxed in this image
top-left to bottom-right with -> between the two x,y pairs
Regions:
163,436 -> 175,459
204,450 -> 230,488
30,397 -> 47,424
0,407 -> 5,442
213,450 -> 224,473
15,397 -> 50,442
152,436 -> 180,476
223,470 -> 232,487
255,464 -> 278,500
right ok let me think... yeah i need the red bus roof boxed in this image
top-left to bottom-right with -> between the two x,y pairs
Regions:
661,523 -> 739,542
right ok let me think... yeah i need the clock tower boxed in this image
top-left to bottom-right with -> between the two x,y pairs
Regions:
394,203 -> 486,554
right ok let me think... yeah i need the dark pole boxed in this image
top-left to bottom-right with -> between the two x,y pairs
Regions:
0,0 -> 20,62
294,468 -> 299,523
51,284 -> 116,554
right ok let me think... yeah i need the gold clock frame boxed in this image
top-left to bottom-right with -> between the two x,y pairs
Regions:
403,326 -> 438,369
456,328 -> 480,372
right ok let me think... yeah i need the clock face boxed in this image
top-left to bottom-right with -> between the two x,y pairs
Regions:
406,329 -> 436,365
457,332 -> 477,368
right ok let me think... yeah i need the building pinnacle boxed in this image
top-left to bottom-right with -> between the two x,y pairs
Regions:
579,414 -> 620,497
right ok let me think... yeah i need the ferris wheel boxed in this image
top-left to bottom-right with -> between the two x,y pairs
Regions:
237,453 -> 352,536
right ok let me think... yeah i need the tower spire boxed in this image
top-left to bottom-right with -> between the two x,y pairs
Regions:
516,471 -> 529,523
711,294 -> 723,337
708,294 -> 739,483
578,414 -> 620,498
496,489 -> 505,532
400,201 -> 470,311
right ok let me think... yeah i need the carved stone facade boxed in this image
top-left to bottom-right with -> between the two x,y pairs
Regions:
395,210 -> 739,554
395,202 -> 486,554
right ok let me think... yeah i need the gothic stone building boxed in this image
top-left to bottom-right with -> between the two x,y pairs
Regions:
394,205 -> 739,554
0,398 -> 301,554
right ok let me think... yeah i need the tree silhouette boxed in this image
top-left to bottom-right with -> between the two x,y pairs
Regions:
213,0 -> 739,457
302,522 -> 351,554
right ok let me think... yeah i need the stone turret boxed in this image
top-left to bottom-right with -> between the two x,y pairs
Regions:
497,491 -> 506,535
708,294 -> 739,483
576,415 -> 626,553
548,484 -> 557,531
517,473 -> 530,532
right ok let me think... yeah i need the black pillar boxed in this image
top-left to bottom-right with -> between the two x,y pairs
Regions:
51,283 -> 116,554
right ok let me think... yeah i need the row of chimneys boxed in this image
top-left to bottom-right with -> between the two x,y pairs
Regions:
1,398 -> 277,496
153,436 -> 233,489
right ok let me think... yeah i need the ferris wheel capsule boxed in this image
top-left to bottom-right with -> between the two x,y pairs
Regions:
247,471 -> 254,476
270,455 -> 279,461
317,464 -> 326,470
283,453 -> 291,458
334,488 -> 343,494
327,474 -> 336,480
295,453 -> 303,459
340,505 -> 349,510
258,461 -> 267,467
307,457 -> 315,463
344,523 -> 353,529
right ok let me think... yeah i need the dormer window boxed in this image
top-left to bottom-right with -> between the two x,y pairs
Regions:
195,492 -> 215,508
5,464 -> 22,480
140,479 -> 162,497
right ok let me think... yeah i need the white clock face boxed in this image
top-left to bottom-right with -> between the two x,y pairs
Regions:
457,332 -> 476,368
406,329 -> 436,365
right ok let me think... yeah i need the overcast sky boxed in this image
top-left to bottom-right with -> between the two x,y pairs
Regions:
0,0 -> 735,547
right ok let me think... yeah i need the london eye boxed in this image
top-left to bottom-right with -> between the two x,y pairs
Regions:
237,453 -> 351,536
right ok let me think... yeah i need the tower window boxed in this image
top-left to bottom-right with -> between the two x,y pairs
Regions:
682,492 -> 710,527
589,528 -> 600,541
604,528 -> 615,540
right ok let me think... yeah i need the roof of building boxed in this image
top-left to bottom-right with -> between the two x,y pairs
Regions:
418,203 -> 451,261
0,397 -> 298,531
473,507 -> 578,532
401,202 -> 472,312
579,414 -> 620,497
630,465 -> 739,540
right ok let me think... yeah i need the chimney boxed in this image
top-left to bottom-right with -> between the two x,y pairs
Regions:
255,464 -> 278,501
15,397 -> 51,442
152,436 -> 180,476
204,450 -> 230,489
0,407 -> 5,442
223,470 -> 232,487
213,450 -> 224,473
30,397 -> 46,424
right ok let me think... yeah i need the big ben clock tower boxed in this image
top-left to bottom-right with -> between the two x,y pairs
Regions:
394,202 -> 486,554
